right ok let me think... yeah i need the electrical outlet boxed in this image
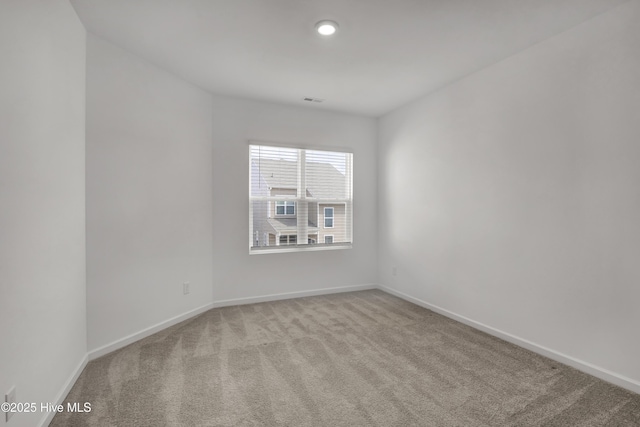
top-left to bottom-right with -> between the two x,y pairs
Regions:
183,282 -> 190,295
5,386 -> 16,422
392,266 -> 397,277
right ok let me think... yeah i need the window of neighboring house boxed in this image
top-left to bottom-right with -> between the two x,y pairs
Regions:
250,144 -> 353,254
324,207 -> 334,228
279,235 -> 297,245
324,235 -> 334,244
276,201 -> 295,216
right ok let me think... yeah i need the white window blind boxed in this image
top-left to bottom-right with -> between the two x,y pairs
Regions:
249,144 -> 353,253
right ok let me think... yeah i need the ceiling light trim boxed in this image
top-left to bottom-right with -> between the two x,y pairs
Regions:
315,20 -> 339,36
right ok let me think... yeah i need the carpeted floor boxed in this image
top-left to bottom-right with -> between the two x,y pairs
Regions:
51,290 -> 640,426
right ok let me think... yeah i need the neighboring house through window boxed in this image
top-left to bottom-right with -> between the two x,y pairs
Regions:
249,144 -> 353,253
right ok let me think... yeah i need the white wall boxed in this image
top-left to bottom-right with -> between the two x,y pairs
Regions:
212,95 -> 378,302
378,0 -> 640,390
85,34 -> 377,353
86,35 -> 213,352
0,1 -> 87,426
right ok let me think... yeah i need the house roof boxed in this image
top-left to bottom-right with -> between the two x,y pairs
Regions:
254,159 -> 348,199
267,218 -> 318,234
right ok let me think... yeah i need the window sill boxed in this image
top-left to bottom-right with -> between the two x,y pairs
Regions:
250,243 -> 352,255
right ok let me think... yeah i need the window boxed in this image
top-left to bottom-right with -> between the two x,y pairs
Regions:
279,235 -> 297,245
250,144 -> 353,253
324,207 -> 334,228
275,201 -> 295,216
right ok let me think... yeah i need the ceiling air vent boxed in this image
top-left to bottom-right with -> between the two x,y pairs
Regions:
303,97 -> 324,103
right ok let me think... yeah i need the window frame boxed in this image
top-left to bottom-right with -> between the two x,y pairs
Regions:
275,200 -> 296,216
324,235 -> 334,244
249,142 -> 353,254
324,207 -> 334,228
279,234 -> 297,246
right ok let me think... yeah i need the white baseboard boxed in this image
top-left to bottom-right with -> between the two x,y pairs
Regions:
88,302 -> 214,360
39,354 -> 88,427
211,283 -> 377,308
377,284 -> 640,395
88,284 -> 377,361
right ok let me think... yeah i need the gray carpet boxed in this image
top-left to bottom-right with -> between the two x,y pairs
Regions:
51,290 -> 640,426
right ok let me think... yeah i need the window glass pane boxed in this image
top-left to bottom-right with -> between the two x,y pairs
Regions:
250,144 -> 352,253
324,207 -> 334,228
275,201 -> 295,216
306,150 -> 349,200
250,146 -> 298,198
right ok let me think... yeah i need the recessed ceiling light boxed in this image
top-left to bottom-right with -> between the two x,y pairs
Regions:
315,20 -> 339,36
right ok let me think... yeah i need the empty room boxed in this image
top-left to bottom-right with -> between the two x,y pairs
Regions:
2,0 -> 640,425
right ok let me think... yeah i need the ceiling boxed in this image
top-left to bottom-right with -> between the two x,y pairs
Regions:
70,0 -> 628,117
